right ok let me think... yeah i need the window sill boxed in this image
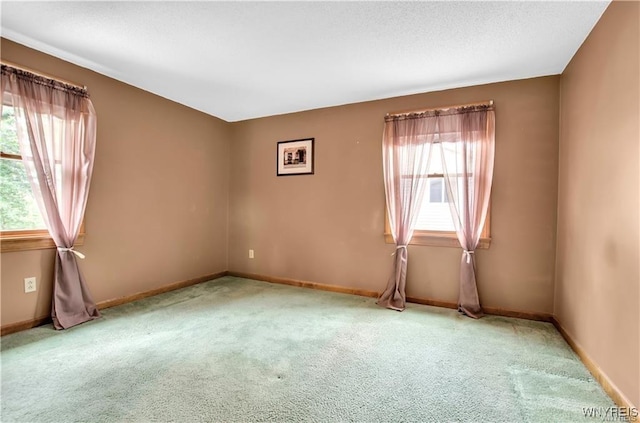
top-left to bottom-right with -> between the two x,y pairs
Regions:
1,232 -> 85,253
384,232 -> 491,249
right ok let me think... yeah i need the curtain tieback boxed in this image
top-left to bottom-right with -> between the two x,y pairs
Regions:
391,245 -> 408,256
57,246 -> 86,260
463,250 -> 474,264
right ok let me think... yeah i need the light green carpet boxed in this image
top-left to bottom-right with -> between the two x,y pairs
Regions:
1,276 -> 613,422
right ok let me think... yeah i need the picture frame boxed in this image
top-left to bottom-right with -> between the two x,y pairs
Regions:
276,138 -> 314,176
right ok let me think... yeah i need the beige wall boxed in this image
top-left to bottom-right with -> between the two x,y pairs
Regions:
1,39 -> 231,326
556,1 -> 640,408
229,76 -> 560,314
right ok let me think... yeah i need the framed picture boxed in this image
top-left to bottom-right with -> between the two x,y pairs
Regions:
277,138 -> 314,176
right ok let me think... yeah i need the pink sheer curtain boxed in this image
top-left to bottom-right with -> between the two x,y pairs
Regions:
378,113 -> 437,311
1,65 -> 100,329
439,105 -> 495,318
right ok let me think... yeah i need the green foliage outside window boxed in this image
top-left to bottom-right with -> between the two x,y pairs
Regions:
0,107 -> 45,231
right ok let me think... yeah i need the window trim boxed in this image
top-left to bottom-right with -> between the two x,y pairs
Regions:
1,227 -> 85,253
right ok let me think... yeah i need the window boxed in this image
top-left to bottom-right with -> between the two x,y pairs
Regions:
0,106 -> 85,252
384,138 -> 491,248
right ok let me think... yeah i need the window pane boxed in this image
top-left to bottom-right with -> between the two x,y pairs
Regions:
429,142 -> 443,174
0,108 -> 46,231
443,181 -> 449,203
429,178 -> 443,203
1,106 -> 20,155
441,141 -> 458,171
0,158 -> 46,230
414,186 -> 456,232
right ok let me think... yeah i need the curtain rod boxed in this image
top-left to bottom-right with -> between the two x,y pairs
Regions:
387,100 -> 494,117
0,60 -> 87,90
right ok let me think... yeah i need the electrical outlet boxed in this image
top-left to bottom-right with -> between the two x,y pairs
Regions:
24,277 -> 36,293
249,249 -> 254,259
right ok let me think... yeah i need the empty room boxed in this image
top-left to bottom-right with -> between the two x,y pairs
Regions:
1,1 -> 638,422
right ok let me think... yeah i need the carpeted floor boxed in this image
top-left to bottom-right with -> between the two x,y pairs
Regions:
1,276 -> 614,422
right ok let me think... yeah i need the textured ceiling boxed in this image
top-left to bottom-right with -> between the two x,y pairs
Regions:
1,1 -> 610,122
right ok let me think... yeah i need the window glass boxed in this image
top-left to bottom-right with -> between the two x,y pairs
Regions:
0,106 -> 46,231
415,181 -> 456,232
429,178 -> 443,203
0,106 -> 20,155
429,142 -> 444,174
